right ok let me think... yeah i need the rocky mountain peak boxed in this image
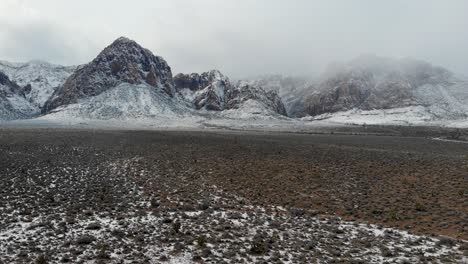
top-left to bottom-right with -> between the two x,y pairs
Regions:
43,37 -> 174,113
113,36 -> 134,44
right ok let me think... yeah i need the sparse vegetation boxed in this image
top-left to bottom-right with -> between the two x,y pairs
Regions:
0,129 -> 466,263
35,255 -> 48,264
414,201 -> 427,212
196,235 -> 207,248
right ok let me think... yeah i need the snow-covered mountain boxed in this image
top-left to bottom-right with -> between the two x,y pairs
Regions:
43,37 -> 175,113
0,60 -> 75,109
0,71 -> 36,120
1,39 -> 467,128
38,37 -> 286,120
175,70 -> 287,115
226,81 -> 287,116
42,83 -> 198,122
289,55 -> 468,123
240,75 -> 313,116
175,70 -> 231,111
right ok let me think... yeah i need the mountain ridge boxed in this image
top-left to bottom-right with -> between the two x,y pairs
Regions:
0,39 -> 467,127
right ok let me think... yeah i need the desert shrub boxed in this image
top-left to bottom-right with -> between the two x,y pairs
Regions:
96,242 -> 110,259
85,222 -> 101,230
388,209 -> 399,221
436,237 -> 456,247
414,201 -> 426,212
289,207 -> 305,217
448,129 -> 462,140
76,235 -> 96,245
172,222 -> 181,234
199,200 -> 210,210
196,235 -> 207,248
36,255 -> 48,264
249,234 -> 269,255
150,198 -> 160,208
380,246 -> 393,257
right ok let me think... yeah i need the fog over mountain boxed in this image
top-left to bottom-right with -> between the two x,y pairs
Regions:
1,0 -> 468,78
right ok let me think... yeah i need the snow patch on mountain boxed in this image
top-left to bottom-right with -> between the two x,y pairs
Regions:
240,75 -> 313,115
41,83 -> 200,122
0,94 -> 36,121
305,106 -> 468,127
0,60 -> 76,108
220,99 -> 285,119
226,82 -> 287,116
0,72 -> 37,120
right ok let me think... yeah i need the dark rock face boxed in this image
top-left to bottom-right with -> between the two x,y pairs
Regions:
175,70 -> 230,111
0,71 -> 23,97
21,84 -> 32,95
174,71 -> 232,92
0,71 -> 9,85
175,70 -> 287,115
43,37 -> 174,113
290,57 -> 454,117
175,70 -> 231,110
174,73 -> 210,92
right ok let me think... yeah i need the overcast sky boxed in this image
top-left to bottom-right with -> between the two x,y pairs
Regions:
1,0 -> 467,78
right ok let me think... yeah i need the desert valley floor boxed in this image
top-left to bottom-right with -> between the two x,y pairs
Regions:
0,128 -> 467,263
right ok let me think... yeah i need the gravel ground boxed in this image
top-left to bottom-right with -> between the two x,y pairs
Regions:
0,128 -> 466,263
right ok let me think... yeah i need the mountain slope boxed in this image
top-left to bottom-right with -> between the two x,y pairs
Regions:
175,70 -> 287,116
43,37 -> 174,113
290,55 -> 468,122
175,70 -> 231,111
241,75 -> 312,115
42,83 -> 197,121
0,71 -> 36,120
226,81 -> 287,116
0,60 -> 75,108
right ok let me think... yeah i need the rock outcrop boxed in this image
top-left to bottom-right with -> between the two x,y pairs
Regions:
43,37 -> 174,113
175,70 -> 287,115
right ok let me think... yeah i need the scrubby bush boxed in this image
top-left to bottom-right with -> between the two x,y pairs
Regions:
196,235 -> 207,248
36,255 -> 48,264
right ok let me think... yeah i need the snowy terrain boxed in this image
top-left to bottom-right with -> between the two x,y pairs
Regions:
42,84 -> 196,121
0,39 -> 467,129
0,72 -> 37,120
34,83 -> 300,130
306,106 -> 468,128
1,153 -> 466,263
0,60 -> 76,109
0,91 -> 37,121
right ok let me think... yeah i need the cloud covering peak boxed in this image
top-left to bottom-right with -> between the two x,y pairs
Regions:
1,0 -> 468,78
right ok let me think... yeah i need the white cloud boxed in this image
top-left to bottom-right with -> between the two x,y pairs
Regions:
1,0 -> 468,77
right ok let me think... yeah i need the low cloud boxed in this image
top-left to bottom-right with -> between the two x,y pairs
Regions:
1,0 -> 468,77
